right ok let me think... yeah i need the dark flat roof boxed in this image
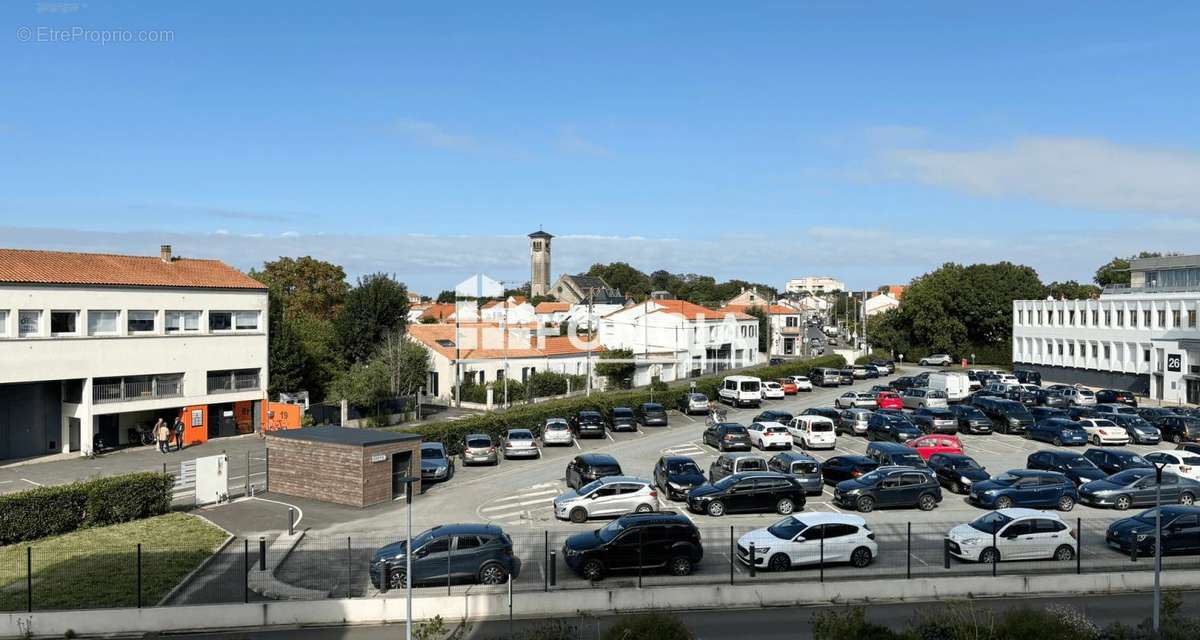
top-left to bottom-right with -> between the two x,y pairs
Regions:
267,426 -> 421,447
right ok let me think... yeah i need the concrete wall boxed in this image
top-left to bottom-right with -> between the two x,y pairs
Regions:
1014,363 -> 1151,395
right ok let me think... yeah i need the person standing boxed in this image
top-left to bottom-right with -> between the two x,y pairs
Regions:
155,418 -> 170,454
173,415 -> 185,452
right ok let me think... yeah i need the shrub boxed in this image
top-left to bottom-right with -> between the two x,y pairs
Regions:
0,472 -> 174,544
601,612 -> 692,640
811,607 -> 898,640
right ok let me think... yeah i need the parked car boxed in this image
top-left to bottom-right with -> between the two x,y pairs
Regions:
565,453 -> 623,490
709,452 -> 769,483
890,376 -> 917,391
761,381 -> 786,400
920,354 -> 953,366
820,455 -> 879,485
678,392 -> 710,415
1095,389 -> 1138,406
851,365 -> 870,379
562,512 -> 702,580
946,509 -> 1077,563
835,391 -> 878,409
1027,450 -> 1106,486
777,378 -> 799,395
1062,387 -> 1097,407
570,411 -> 607,439
1025,418 -> 1088,446
1178,443 -> 1200,456
554,476 -> 657,523
1034,387 -> 1071,408
653,455 -> 706,500
737,513 -> 877,572
753,409 -> 794,426
1093,403 -> 1138,418
687,472 -> 808,517
501,429 -> 540,459
1077,418 -> 1132,446
703,422 -> 752,452
1137,407 -> 1181,425
866,413 -> 922,443
787,415 -> 836,450
833,466 -> 942,513
838,369 -> 854,385
875,391 -> 904,410
1030,406 -> 1070,422
837,408 -> 874,437
1003,386 -> 1038,406
719,375 -> 763,408
866,441 -> 929,468
949,404 -> 993,434
609,407 -> 638,432
792,375 -> 814,392
1159,416 -> 1200,444
926,371 -> 971,402
910,407 -> 959,435
871,360 -> 895,375
747,421 -> 792,451
1066,406 -> 1099,422
968,470 -> 1078,511
901,388 -> 949,410
462,433 -> 499,465
811,367 -> 842,387
420,442 -> 456,482
1143,450 -> 1200,481
801,407 -> 843,422
540,418 -> 574,447
928,453 -> 989,494
1078,468 -> 1200,511
1106,506 -> 1200,557
635,403 -> 669,427
907,434 -> 964,460
975,397 -> 1034,435
1083,448 -> 1151,475
767,451 -> 823,495
863,365 -> 881,379
369,524 -> 517,589
1014,370 -> 1043,386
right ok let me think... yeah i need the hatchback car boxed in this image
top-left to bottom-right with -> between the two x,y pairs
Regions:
928,453 -> 989,494
866,413 -> 922,443
787,415 -> 836,450
541,418 -> 574,446
875,391 -> 903,410
703,422 -> 752,452
1144,450 -> 1200,481
767,451 -> 823,495
678,392 -> 711,415
1030,406 -> 1070,423
907,435 -> 963,460
1025,418 -> 1088,446
1095,389 -> 1138,406
462,434 -> 499,466
562,512 -> 703,580
761,381 -> 786,400
976,398 -> 1035,435
948,404 -> 993,434
571,411 -> 607,438
1027,450 -> 1106,486
747,421 -> 792,451
687,472 -> 808,517
833,466 -> 942,513
1078,418 -> 1131,446
777,378 -> 799,395
1137,407 -> 1182,425
820,455 -> 879,485
420,442 -> 455,482
653,455 -> 706,500
1034,388 -> 1071,408
501,429 -> 540,459
608,407 -> 638,432
1093,403 -> 1138,417
902,388 -> 949,409
1084,448 -> 1151,475
1063,387 -> 1097,406
737,513 -> 876,572
369,523 -> 517,589
1109,414 -> 1162,445
946,509 -> 1077,564
565,453 -> 623,490
866,441 -> 929,468
709,452 -> 769,483
920,354 -> 953,366
968,469 -> 1078,511
753,409 -> 794,426
837,408 -> 873,436
1078,468 -> 1200,510
890,376 -> 917,391
792,375 -> 813,392
910,407 -> 958,435
554,476 -> 658,523
1106,506 -> 1200,557
835,391 -> 877,409
838,369 -> 854,385
635,403 -> 668,427
1159,416 -> 1200,444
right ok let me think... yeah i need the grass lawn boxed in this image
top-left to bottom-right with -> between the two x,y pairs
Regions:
0,512 -> 227,612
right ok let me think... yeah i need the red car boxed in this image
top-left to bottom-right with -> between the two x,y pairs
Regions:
906,434 -> 963,460
777,378 -> 799,395
875,391 -> 903,410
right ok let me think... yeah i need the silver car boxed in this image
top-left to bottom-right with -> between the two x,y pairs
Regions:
920,354 -> 953,366
902,387 -> 948,409
835,391 -> 878,409
542,418 -> 574,446
1064,387 -> 1097,407
502,429 -> 540,459
838,408 -> 873,436
462,433 -> 499,466
553,476 -> 657,523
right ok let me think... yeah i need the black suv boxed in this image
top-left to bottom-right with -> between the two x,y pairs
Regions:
562,512 -> 703,581
754,409 -> 795,425
571,410 -> 607,438
910,407 -> 958,435
687,472 -> 807,517
608,407 -> 638,432
1095,389 -> 1137,406
1136,407 -> 1180,425
866,413 -> 922,443
928,453 -> 989,494
703,422 -> 752,452
1014,369 -> 1042,386
833,467 -> 943,513
1159,416 -> 1200,444
975,397 -> 1034,434
653,456 -> 706,500
370,523 -> 517,589
801,407 -> 842,423
565,453 -> 623,490
1026,450 -> 1106,486
890,376 -> 917,391
635,403 -> 668,427
949,404 -> 992,434
1107,506 -> 1200,557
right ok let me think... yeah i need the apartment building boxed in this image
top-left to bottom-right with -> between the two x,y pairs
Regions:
0,246 -> 269,460
719,303 -> 803,357
785,276 -> 845,295
1012,254 -> 1200,403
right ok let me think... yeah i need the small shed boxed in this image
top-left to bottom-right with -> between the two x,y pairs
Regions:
266,426 -> 422,508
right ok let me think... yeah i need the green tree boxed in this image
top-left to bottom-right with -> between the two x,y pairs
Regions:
375,331 -> 430,397
595,349 -> 636,389
1094,251 -> 1164,287
587,262 -> 651,299
327,358 -> 391,408
745,305 -> 771,353
268,314 -> 306,396
1046,280 -> 1101,300
250,256 -> 350,317
435,290 -> 456,303
336,273 -> 411,364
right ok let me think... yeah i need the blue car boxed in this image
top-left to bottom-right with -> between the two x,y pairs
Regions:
968,469 -> 1078,511
1026,418 -> 1088,446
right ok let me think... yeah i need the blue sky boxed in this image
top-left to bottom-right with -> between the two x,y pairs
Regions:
2,2 -> 1199,294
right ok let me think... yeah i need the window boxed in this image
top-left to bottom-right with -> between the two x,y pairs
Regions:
1068,343 -> 1075,356
18,310 -> 40,337
0,310 -> 7,337
1144,349 -> 1151,363
420,538 -> 450,555
234,311 -> 259,331
455,536 -> 481,550
1057,343 -> 1063,356
87,310 -> 119,336
1191,310 -> 1198,328
1091,344 -> 1098,358
1130,312 -> 1138,327
1037,311 -> 1043,325
1158,310 -> 1166,327
1104,345 -> 1111,360
1092,310 -> 1098,326
1104,310 -> 1111,326
165,311 -> 200,333
50,311 -> 77,335
1068,310 -> 1075,325
1116,310 -> 1124,327
1143,310 -> 1151,327
128,310 -> 155,333
208,311 -> 232,331
1173,310 -> 1181,328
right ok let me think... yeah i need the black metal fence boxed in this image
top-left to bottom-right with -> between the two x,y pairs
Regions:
3,519 -> 1198,613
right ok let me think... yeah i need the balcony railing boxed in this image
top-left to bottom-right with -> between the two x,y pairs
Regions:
207,369 -> 261,394
92,374 -> 185,404
1102,283 -> 1200,295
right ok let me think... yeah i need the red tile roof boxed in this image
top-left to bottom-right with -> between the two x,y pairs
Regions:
418,303 -> 457,322
408,323 -> 602,360
719,304 -> 799,316
534,302 -> 570,313
0,248 -> 266,290
653,299 -> 753,321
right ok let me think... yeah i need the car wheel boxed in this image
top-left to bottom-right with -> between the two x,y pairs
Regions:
776,498 -> 795,515
1053,437 -> 1062,447
386,565 -> 408,590
1115,495 -> 1132,511
706,501 -> 726,517
856,496 -> 875,513
918,494 -> 937,511
635,503 -> 653,513
950,481 -> 961,494
669,556 -> 693,576
850,546 -> 873,568
768,553 -> 791,572
478,563 -> 508,585
979,547 -> 1000,564
1058,495 -> 1076,511
1173,434 -> 1184,444
1182,492 -> 1196,506
569,508 -> 589,524
1053,545 -> 1075,562
995,496 -> 1014,510
1092,435 -> 1101,446
581,559 -> 605,581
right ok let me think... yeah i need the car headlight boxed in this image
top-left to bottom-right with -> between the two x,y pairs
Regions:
961,477 -> 973,484
843,488 -> 861,495
959,537 -> 982,546
984,489 -> 997,495
437,466 -> 447,473
751,547 -> 770,555
565,548 -> 581,557
1136,534 -> 1148,542
668,482 -> 683,489
1008,418 -> 1020,425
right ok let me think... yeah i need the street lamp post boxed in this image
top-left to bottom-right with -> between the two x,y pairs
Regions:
1151,459 -> 1167,636
395,476 -> 419,640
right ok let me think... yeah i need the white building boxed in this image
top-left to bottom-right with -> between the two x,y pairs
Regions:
864,292 -> 900,317
785,276 -> 845,295
0,246 -> 269,460
598,300 -> 760,386
1013,254 -> 1200,403
479,296 -> 536,325
533,301 -> 571,326
720,303 -> 804,357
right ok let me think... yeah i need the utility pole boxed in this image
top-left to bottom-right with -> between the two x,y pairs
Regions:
586,288 -> 594,397
1152,459 -> 1167,636
502,295 -> 509,407
454,295 -> 461,409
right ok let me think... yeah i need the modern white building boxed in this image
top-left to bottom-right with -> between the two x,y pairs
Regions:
0,246 -> 269,460
1013,254 -> 1200,403
598,299 -> 760,386
785,276 -> 845,295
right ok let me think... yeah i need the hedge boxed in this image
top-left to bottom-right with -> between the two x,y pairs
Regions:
394,354 -> 846,455
0,472 -> 174,545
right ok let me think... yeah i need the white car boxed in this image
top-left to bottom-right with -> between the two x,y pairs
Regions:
945,508 -> 1077,563
793,376 -> 813,392
761,381 -> 786,400
996,374 -> 1020,386
553,476 -> 657,523
835,391 -> 877,409
1064,387 -> 1097,406
747,421 -> 792,451
737,513 -> 876,571
1078,418 -> 1130,446
502,429 -> 540,459
919,354 -> 953,366
718,375 -> 763,408
1144,450 -> 1200,481
787,415 -> 836,450
541,418 -> 574,446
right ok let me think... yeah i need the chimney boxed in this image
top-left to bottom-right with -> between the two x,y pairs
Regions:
160,244 -> 173,262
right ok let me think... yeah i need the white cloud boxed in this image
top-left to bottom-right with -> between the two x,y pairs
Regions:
884,136 -> 1200,215
389,118 -> 477,151
559,125 -> 612,157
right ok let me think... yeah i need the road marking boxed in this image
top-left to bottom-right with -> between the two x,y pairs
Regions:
252,496 -> 303,529
605,431 -> 614,442
489,489 -> 559,505
530,482 -> 559,489
20,479 -> 42,487
573,438 -> 582,450
909,552 -> 931,567
480,498 -> 554,513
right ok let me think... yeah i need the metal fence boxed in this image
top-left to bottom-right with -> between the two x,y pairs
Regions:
3,518 -> 1198,613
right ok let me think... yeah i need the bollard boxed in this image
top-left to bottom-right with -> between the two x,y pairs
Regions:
906,522 -> 912,579
259,537 -> 267,571
1076,517 -> 1082,575
749,542 -> 756,578
288,508 -> 295,536
943,538 -> 951,569
549,550 -> 557,587
381,563 -> 390,594
136,543 -> 143,608
243,539 -> 249,603
1130,530 -> 1139,562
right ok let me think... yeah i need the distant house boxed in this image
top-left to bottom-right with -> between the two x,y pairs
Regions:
880,284 -> 908,300
724,287 -> 774,307
719,303 -> 804,357
548,274 -> 625,305
406,290 -> 423,305
865,293 -> 901,317
534,301 -> 571,325
479,296 -> 536,325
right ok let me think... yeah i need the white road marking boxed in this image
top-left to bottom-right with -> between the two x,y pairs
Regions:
488,489 -> 558,505
530,482 -> 559,489
21,479 -> 42,487
605,431 -> 614,442
252,496 -> 303,529
573,439 -> 582,450
480,497 -> 555,513
909,552 -> 931,567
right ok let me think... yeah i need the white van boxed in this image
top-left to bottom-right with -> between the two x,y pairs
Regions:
927,371 -> 970,402
719,375 -> 763,408
787,415 -> 837,450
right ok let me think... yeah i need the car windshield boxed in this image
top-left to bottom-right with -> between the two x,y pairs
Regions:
1004,405 -> 1033,419
767,517 -> 806,540
612,409 -> 633,417
594,464 -> 621,474
952,458 -> 982,470
959,407 -> 985,418
597,519 -> 627,543
422,448 -> 444,459
466,438 -> 491,448
723,425 -> 748,435
991,473 -> 1019,486
857,469 -> 887,484
1133,509 -> 1176,527
643,404 -> 664,411
1064,456 -> 1095,469
969,511 -> 1013,534
1116,453 -> 1149,465
668,461 -> 701,474
713,475 -> 738,489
